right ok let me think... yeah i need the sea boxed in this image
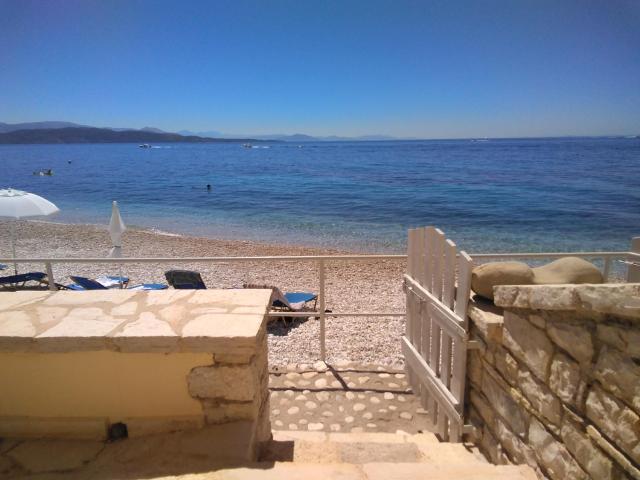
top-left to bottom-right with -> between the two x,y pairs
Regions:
1,137 -> 639,254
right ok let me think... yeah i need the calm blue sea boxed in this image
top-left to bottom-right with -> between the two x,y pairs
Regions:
1,138 -> 639,253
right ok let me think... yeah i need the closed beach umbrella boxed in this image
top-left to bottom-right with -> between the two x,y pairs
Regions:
0,188 -> 59,273
108,201 -> 126,258
108,201 -> 126,286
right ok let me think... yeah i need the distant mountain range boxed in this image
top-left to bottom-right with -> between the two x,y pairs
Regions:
0,121 -> 90,133
177,130 -> 399,142
0,123 -> 268,144
0,121 -> 401,143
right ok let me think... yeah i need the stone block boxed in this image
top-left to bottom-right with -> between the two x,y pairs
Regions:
517,368 -> 562,426
214,352 -> 254,364
468,300 -> 504,341
528,418 -> 588,480
202,400 -> 259,423
495,347 -> 518,385
494,284 -> 640,319
546,321 -> 593,364
586,425 -> 640,480
495,284 -> 577,311
470,389 -> 495,427
480,423 -> 501,464
594,346 -> 640,413
597,323 -> 640,359
586,385 -> 640,464
468,350 -> 484,387
110,312 -> 179,353
560,418 -> 614,480
548,353 -> 581,406
481,367 -> 527,437
529,314 -> 546,329
188,364 -> 257,402
495,418 -> 538,468
575,283 -> 640,319
180,313 -> 263,353
0,311 -> 36,338
502,311 -> 554,381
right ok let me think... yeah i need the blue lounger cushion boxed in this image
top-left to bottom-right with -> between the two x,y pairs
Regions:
273,291 -> 318,310
69,276 -> 108,290
128,283 -> 168,290
94,275 -> 129,288
284,292 -> 317,305
68,276 -> 167,291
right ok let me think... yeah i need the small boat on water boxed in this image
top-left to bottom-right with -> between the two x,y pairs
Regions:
139,144 -> 152,148
242,143 -> 252,148
33,169 -> 53,176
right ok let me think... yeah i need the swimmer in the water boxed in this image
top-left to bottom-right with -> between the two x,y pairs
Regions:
206,184 -> 212,191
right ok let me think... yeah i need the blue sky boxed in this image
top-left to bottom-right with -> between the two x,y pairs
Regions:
1,0 -> 639,138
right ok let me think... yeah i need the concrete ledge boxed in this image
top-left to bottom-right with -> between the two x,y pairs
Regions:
0,289 -> 272,353
0,290 -> 272,444
494,283 -> 640,320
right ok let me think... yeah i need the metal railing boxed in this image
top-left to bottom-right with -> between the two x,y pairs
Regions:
0,254 -> 406,361
1,249 -> 636,361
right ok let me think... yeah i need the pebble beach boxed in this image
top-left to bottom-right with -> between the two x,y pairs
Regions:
0,220 -> 407,367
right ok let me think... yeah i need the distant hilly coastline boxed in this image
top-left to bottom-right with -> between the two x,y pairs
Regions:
0,124 -> 269,145
0,121 -> 402,143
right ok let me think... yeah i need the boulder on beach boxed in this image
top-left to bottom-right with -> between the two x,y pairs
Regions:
471,261 -> 534,300
532,256 -> 603,285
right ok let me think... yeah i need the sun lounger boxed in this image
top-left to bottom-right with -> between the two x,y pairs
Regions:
164,270 -> 207,289
244,283 -> 318,311
0,271 -> 48,290
274,291 -> 318,311
67,275 -> 167,291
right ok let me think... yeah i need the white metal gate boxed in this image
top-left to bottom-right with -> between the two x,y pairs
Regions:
402,226 -> 473,442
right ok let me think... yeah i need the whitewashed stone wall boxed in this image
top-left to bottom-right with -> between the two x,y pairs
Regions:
467,284 -> 640,480
187,332 -> 271,443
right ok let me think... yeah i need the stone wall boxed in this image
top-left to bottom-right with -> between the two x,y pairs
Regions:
187,331 -> 271,443
466,284 -> 640,480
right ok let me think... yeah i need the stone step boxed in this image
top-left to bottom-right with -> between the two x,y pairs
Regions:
180,462 -> 538,479
260,430 -> 489,466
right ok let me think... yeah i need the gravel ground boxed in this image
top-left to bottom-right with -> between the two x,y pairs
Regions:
0,220 -> 407,367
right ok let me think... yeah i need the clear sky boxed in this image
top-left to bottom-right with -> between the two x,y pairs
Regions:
1,0 -> 639,138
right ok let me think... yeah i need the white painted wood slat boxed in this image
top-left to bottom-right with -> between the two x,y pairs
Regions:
454,251 -> 473,322
442,239 -> 457,310
403,226 -> 470,443
401,336 -> 463,422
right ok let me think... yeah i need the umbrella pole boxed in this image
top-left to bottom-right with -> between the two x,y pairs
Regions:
11,221 -> 17,275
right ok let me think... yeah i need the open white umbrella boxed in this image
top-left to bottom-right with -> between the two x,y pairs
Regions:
108,201 -> 127,286
0,188 -> 59,273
